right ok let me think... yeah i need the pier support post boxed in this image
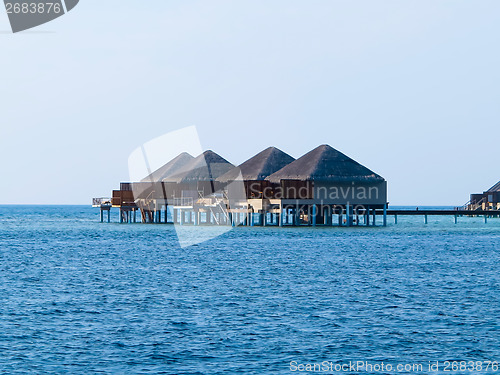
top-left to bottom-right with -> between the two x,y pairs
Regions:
425,215 -> 428,224
180,210 -> 185,225
372,208 -> 376,226
394,215 -> 397,224
485,215 -> 488,224
383,204 -> 387,227
366,206 -> 370,226
325,206 -> 332,226
345,205 -> 348,227
100,209 -> 104,223
346,204 -> 351,227
454,215 -> 458,224
312,204 -> 317,226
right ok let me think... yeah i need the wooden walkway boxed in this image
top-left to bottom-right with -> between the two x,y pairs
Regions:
384,209 -> 500,216
375,209 -> 500,224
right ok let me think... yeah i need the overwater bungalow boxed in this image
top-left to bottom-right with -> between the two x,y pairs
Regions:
94,144 -> 388,226
264,144 -> 387,226
468,181 -> 500,210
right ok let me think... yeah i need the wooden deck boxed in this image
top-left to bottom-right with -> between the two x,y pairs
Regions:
381,209 -> 500,216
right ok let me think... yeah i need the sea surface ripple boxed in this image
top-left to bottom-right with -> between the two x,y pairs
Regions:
0,206 -> 498,374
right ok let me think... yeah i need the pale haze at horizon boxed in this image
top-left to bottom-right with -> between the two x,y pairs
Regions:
1,1 -> 499,205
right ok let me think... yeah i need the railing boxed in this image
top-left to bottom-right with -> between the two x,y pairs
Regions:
173,197 -> 194,206
459,197 -> 486,211
92,197 -> 112,206
145,191 -> 154,206
469,197 -> 486,211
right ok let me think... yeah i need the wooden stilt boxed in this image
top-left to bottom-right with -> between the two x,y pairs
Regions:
346,204 -> 351,227
383,204 -> 387,227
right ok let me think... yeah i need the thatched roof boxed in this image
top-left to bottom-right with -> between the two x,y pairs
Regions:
217,147 -> 295,182
266,144 -> 384,183
487,180 -> 500,192
167,150 -> 234,183
141,152 -> 194,182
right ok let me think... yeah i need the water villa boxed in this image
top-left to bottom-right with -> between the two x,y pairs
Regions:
93,145 -> 389,226
467,181 -> 500,210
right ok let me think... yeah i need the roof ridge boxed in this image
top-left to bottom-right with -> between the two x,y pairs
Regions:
217,146 -> 295,182
266,144 -> 384,183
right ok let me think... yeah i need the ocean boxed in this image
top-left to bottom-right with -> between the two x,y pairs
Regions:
0,205 -> 498,374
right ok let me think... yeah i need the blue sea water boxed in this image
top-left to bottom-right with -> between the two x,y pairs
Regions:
0,205 -> 498,374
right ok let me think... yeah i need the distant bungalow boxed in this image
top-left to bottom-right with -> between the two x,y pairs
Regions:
94,145 -> 388,226
468,181 -> 500,210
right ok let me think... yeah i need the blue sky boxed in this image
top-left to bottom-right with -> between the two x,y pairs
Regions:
1,0 -> 499,205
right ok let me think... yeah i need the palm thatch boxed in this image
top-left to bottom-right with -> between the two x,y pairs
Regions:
167,150 -> 234,183
141,152 -> 194,182
217,147 -> 295,182
487,180 -> 500,192
266,144 -> 384,183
